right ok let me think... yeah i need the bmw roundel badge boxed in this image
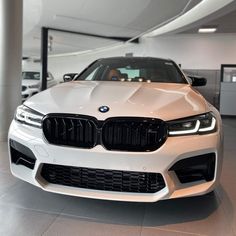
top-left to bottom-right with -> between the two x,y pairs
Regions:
98,106 -> 110,113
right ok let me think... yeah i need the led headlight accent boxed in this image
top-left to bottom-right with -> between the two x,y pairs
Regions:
168,113 -> 216,136
169,120 -> 200,135
199,117 -> 216,132
15,105 -> 43,128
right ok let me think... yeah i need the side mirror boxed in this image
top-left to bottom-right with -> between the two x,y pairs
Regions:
187,75 -> 207,86
63,73 -> 75,82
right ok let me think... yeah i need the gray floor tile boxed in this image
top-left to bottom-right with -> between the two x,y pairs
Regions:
222,118 -> 236,129
0,205 -> 57,236
61,197 -> 145,225
0,141 -> 8,153
216,157 -> 236,235
0,171 -> 19,196
141,227 -> 204,236
0,181 -> 70,214
223,150 -> 236,167
224,138 -> 236,151
142,193 -> 234,236
43,215 -> 141,236
216,186 -> 236,236
0,142 -> 11,173
223,128 -> 236,151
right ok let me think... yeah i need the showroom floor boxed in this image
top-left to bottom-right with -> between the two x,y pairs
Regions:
0,118 -> 235,236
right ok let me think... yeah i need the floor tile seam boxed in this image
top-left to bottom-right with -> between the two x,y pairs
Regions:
0,201 -> 64,216
41,213 -> 62,236
140,199 -> 205,236
58,211 -> 145,227
215,187 -> 236,234
140,226 -> 207,236
0,181 -> 21,198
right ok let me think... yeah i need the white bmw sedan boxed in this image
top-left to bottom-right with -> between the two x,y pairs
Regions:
8,57 -> 223,202
22,71 -> 57,101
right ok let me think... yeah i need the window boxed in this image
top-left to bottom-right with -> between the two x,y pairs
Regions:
76,58 -> 186,84
22,72 -> 40,80
119,68 -> 140,79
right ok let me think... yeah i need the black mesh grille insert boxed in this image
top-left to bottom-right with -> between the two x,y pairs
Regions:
41,164 -> 166,193
102,117 -> 167,152
42,114 -> 167,152
43,115 -> 97,148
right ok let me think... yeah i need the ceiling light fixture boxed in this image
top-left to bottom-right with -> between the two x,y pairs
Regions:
198,27 -> 217,33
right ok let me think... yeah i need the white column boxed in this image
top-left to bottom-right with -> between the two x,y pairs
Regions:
0,0 -> 22,141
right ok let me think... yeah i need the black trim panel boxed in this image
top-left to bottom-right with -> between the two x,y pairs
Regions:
10,139 -> 36,169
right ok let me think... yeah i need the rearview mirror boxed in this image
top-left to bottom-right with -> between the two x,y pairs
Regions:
187,75 -> 207,86
63,73 -> 77,82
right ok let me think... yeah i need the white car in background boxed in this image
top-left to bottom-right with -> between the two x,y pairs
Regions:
9,57 -> 223,202
22,71 -> 57,101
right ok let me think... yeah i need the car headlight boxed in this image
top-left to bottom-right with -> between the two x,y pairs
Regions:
15,105 -> 44,128
28,84 -> 40,89
168,112 -> 216,136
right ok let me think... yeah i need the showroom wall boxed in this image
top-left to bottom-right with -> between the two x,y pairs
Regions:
140,33 -> 236,69
22,33 -> 236,80
47,33 -> 236,80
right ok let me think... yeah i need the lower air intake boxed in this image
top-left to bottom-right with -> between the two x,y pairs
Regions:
41,164 -> 166,193
10,139 -> 36,170
169,153 -> 216,183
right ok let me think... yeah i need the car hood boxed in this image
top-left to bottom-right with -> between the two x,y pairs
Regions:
22,80 -> 40,86
25,81 -> 208,121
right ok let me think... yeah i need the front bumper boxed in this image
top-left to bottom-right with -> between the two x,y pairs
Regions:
8,120 -> 223,202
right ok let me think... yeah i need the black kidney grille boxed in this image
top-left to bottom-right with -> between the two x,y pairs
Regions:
43,114 -> 167,152
41,164 -> 166,193
43,115 -> 97,148
102,118 -> 167,152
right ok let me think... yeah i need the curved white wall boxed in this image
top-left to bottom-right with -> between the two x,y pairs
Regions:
46,33 -> 236,80
141,34 -> 236,69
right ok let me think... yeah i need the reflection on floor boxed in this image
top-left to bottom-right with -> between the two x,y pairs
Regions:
0,118 -> 236,236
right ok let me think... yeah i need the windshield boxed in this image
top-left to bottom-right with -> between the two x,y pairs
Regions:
22,72 -> 40,80
75,58 -> 187,84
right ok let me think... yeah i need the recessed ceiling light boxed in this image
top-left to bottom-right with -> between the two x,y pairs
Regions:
198,27 -> 217,33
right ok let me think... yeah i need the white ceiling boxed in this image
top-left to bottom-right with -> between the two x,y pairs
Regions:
143,0 -> 236,37
180,9 -> 236,33
147,0 -> 236,37
23,0 -> 202,56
